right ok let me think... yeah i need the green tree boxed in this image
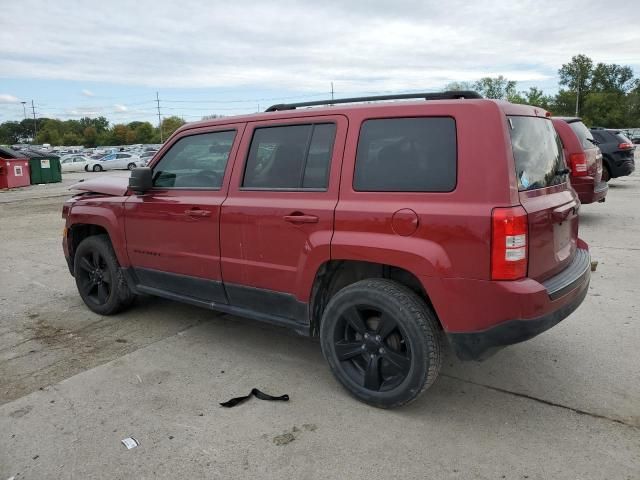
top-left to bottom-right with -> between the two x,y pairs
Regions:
590,63 -> 635,94
83,126 -> 98,147
444,81 -> 475,91
160,116 -> 186,139
473,76 -> 517,100
62,132 -> 83,146
558,54 -> 594,115
0,121 -> 24,144
110,124 -> 129,145
134,122 -> 154,143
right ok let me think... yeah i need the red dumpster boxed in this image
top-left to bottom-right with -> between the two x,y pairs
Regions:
0,157 -> 31,189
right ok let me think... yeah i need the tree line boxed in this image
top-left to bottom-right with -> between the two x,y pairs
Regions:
1,54 -> 638,147
0,115 -> 186,147
448,54 -> 639,128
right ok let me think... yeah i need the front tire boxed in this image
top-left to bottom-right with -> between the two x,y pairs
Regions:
93,164 -> 103,172
320,279 -> 442,408
127,162 -> 136,170
73,235 -> 135,315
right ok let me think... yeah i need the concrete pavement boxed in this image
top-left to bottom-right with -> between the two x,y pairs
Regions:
1,169 -> 639,479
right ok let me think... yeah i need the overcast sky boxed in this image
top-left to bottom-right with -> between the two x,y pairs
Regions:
1,0 -> 639,124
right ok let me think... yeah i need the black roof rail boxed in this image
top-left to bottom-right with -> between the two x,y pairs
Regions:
265,90 -> 483,112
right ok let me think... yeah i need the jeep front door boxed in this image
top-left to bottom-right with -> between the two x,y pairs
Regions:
124,125 -> 244,304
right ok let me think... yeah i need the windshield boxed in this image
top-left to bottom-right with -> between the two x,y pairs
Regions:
508,116 -> 566,191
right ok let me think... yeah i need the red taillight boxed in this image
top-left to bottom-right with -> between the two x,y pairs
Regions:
618,142 -> 633,150
568,152 -> 588,176
491,206 -> 528,280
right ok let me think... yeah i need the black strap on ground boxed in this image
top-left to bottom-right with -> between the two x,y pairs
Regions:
219,388 -> 290,408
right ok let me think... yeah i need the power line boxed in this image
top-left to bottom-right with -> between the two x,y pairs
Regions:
31,100 -> 38,141
156,91 -> 163,143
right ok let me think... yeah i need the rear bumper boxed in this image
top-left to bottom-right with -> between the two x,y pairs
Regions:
423,246 -> 591,361
572,176 -> 608,204
447,281 -> 588,360
609,158 -> 635,178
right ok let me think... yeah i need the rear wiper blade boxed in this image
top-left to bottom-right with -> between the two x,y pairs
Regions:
586,137 -> 600,146
556,168 -> 571,176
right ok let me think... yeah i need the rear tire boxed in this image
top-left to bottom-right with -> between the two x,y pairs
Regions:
74,235 -> 135,315
320,279 -> 442,408
93,164 -> 103,172
127,163 -> 136,170
602,164 -> 611,182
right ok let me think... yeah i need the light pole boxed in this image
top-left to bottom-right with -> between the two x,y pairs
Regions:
575,71 -> 580,117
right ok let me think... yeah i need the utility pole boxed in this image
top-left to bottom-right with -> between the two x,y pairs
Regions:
31,100 -> 38,142
331,82 -> 334,101
575,71 -> 580,117
156,91 -> 163,143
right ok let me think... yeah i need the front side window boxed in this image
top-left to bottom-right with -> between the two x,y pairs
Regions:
354,117 -> 457,192
242,123 -> 336,189
153,130 -> 236,189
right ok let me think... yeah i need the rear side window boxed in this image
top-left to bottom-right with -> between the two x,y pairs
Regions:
508,116 -> 565,191
243,123 -> 336,189
568,121 -> 596,150
153,130 -> 235,189
353,117 -> 456,192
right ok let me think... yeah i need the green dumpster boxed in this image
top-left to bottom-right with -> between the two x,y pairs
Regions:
27,155 -> 62,184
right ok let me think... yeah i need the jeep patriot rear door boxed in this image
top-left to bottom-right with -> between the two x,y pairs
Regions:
220,115 -> 347,322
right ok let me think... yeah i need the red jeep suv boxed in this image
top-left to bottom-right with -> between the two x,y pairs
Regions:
552,117 -> 607,204
62,91 -> 591,408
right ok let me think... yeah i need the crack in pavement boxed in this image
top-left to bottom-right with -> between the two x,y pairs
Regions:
441,374 -> 638,429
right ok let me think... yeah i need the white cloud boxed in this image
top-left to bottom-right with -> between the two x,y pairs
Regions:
81,89 -> 95,97
0,0 -> 638,93
0,94 -> 19,103
114,104 -> 128,112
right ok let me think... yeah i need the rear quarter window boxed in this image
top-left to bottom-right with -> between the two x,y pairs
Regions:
509,116 -> 566,191
568,121 -> 596,150
353,117 -> 456,192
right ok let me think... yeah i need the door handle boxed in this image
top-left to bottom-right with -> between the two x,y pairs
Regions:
283,213 -> 319,224
184,208 -> 212,218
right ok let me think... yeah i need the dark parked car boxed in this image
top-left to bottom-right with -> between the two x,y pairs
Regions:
62,92 -> 590,408
589,128 -> 636,181
552,117 -> 607,204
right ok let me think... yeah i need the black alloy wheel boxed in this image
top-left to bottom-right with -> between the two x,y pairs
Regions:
333,305 -> 411,392
320,279 -> 442,408
76,249 -> 112,306
73,235 -> 135,315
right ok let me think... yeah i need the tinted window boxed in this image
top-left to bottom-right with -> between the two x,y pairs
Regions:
568,121 -> 596,150
509,116 -> 565,191
612,131 -> 632,144
353,117 -> 456,192
153,130 -> 235,189
243,124 -> 336,189
591,130 -> 607,144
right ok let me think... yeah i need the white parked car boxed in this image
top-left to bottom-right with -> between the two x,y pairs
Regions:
60,155 -> 91,172
85,152 -> 145,172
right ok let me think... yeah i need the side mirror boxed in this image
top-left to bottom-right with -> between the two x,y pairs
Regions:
129,167 -> 152,194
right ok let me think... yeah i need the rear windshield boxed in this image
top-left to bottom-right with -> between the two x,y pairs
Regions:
508,116 -> 566,191
568,121 -> 596,150
613,131 -> 632,144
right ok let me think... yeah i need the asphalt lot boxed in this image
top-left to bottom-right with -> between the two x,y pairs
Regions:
1,167 -> 639,479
